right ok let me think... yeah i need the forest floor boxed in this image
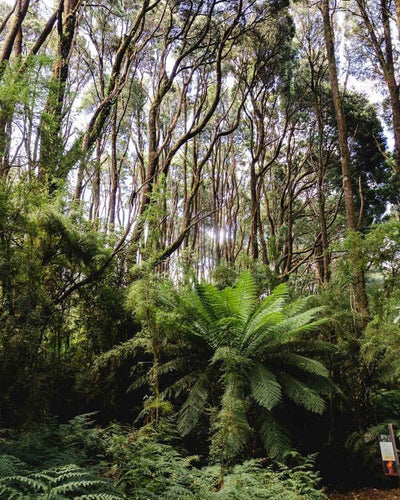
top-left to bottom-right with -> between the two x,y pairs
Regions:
329,489 -> 400,499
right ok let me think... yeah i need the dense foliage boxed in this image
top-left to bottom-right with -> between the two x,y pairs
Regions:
1,0 -> 400,496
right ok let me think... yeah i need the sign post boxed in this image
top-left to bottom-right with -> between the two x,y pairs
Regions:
379,424 -> 400,479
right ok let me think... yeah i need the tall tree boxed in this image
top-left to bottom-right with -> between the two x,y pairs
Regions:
320,0 -> 369,327
349,0 -> 400,180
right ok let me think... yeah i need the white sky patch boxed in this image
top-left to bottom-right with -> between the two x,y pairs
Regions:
3,0 -> 54,12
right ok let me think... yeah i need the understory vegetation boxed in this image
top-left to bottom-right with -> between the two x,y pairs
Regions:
1,0 -> 400,497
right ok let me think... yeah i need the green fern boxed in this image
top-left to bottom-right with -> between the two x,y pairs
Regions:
165,272 -> 335,462
249,362 -> 282,411
0,457 -> 123,499
99,423 -> 326,499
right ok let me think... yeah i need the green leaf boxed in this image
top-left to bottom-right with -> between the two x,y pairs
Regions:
178,371 -> 211,436
272,353 -> 329,377
280,374 -> 326,414
249,363 -> 282,410
257,410 -> 291,460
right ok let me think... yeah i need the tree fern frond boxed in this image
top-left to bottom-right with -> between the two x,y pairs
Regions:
161,373 -> 199,399
304,373 -> 340,397
249,363 -> 282,411
211,346 -> 249,368
194,282 -> 228,321
284,318 -> 330,339
261,283 -> 289,307
283,295 -> 315,317
92,337 -> 142,374
269,339 -> 336,355
221,271 -> 257,324
157,356 -> 194,376
271,353 -> 329,377
242,312 -> 285,355
280,374 -> 326,414
275,307 -> 326,334
178,370 -> 211,436
267,318 -> 329,349
257,410 -> 291,460
129,371 -> 151,391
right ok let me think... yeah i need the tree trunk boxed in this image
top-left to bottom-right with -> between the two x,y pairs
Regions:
321,0 -> 369,328
381,0 -> 400,177
249,162 -> 259,260
394,0 -> 400,38
0,0 -> 30,78
109,107 -> 118,229
39,0 -> 81,190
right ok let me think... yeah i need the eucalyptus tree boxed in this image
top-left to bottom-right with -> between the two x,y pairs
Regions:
320,0 -> 369,327
347,0 -> 400,181
239,7 -> 296,264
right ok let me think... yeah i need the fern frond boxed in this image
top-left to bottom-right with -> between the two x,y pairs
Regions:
280,373 -> 326,414
0,484 -> 23,500
74,495 -> 124,500
211,346 -> 249,368
0,455 -> 30,477
221,271 -> 257,324
178,370 -> 211,436
194,282 -> 228,321
249,362 -> 282,411
304,373 -> 340,397
241,312 -> 285,355
270,339 -> 336,355
51,479 -> 109,493
283,295 -> 314,316
274,306 -> 326,334
161,373 -> 199,399
271,353 -> 329,377
257,410 -> 291,460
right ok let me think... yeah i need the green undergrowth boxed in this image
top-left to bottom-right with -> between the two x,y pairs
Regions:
0,415 -> 326,499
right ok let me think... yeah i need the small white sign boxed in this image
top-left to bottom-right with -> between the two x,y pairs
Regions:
380,441 -> 396,461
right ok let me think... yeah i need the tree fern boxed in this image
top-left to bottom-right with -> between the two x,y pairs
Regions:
161,272 -> 335,463
221,270 -> 257,324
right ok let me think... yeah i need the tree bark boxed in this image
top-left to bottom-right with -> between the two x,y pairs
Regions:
354,0 -> 400,179
321,0 -> 369,327
38,0 -> 82,190
381,0 -> 400,177
394,0 -> 400,38
0,0 -> 30,79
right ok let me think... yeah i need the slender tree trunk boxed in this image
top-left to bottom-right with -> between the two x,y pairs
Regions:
321,0 -> 369,327
0,0 -> 30,174
39,0 -> 81,190
249,162 -> 259,260
316,179 -> 330,284
90,139 -> 101,222
109,107 -> 118,229
381,0 -> 400,177
394,0 -> 400,39
0,0 -> 30,78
